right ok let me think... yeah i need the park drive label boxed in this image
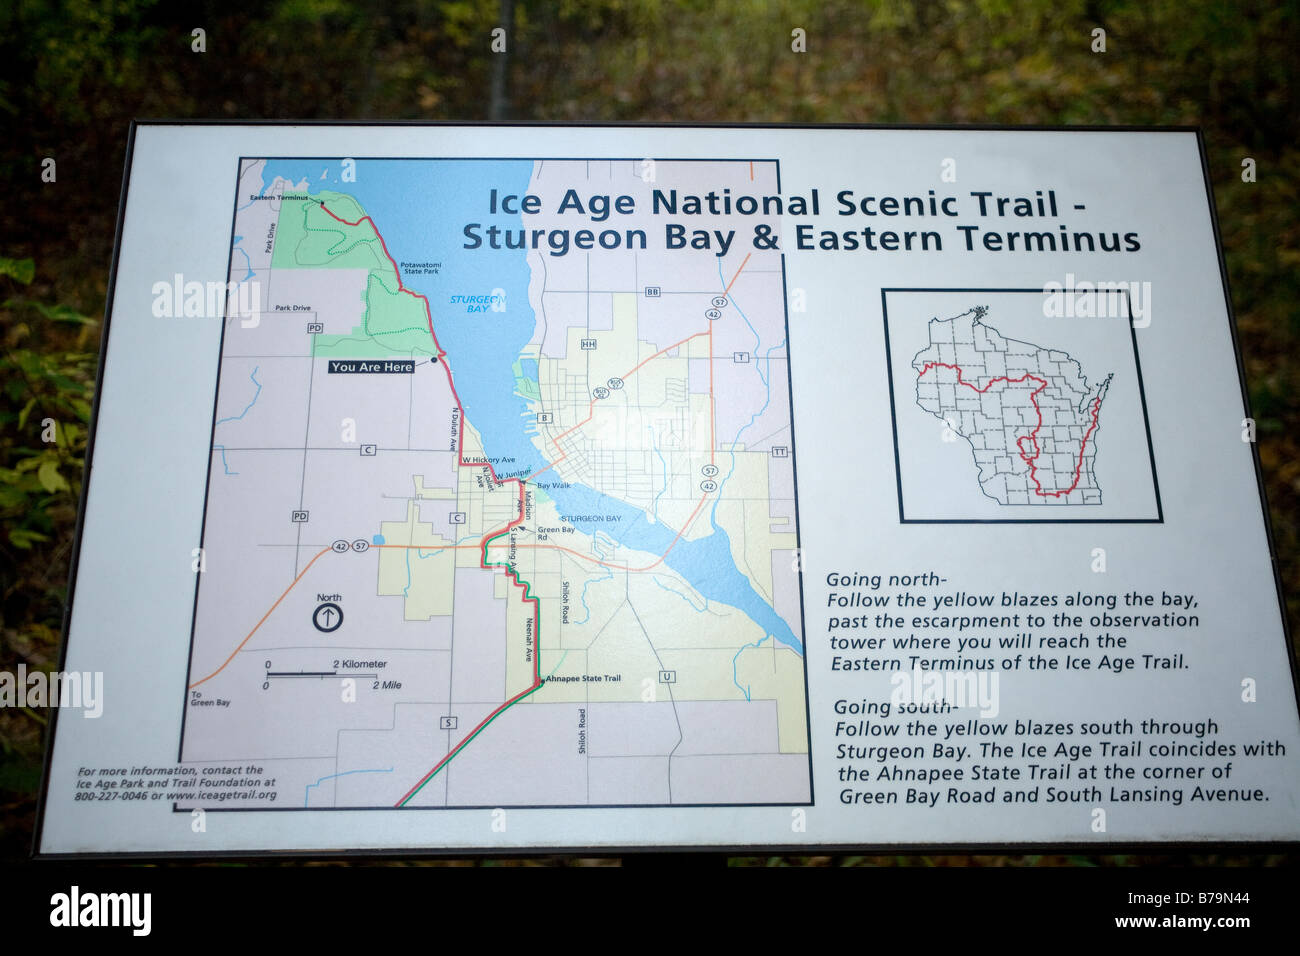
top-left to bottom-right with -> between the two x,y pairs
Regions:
327,359 -> 415,374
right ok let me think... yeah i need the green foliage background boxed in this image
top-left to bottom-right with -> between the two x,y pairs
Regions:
0,0 -> 1295,865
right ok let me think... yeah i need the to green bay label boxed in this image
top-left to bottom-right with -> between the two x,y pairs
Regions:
327,359 -> 416,374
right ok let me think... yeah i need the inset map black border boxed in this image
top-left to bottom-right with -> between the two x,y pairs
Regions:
882,286 -> 1163,524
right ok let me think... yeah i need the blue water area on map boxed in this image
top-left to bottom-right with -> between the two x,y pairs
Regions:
262,159 -> 542,474
541,480 -> 802,653
255,159 -> 801,655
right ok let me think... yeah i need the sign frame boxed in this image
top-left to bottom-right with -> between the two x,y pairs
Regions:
32,120 -> 1300,860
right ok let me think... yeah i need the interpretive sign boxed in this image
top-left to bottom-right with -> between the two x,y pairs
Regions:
35,123 -> 1300,855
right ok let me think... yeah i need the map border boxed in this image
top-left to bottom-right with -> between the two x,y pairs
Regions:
174,154 -> 816,812
881,286 -> 1164,525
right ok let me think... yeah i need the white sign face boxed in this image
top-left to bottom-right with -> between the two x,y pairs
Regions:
35,123 -> 1300,856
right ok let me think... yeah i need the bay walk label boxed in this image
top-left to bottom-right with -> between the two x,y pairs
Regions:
327,359 -> 415,374
34,123 -> 1300,857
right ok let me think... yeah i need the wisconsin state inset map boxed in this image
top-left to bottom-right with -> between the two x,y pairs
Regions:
884,288 -> 1160,523
913,305 -> 1113,506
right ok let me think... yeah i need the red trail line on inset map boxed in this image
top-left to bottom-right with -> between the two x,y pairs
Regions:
916,361 -> 1103,499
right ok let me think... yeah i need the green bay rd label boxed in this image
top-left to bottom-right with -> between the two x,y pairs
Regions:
327,360 -> 415,374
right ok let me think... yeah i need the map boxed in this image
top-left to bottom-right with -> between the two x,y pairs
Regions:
179,158 -> 810,809
912,306 -> 1113,506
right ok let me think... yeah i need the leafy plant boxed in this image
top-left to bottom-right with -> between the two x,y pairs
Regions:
0,256 -> 97,857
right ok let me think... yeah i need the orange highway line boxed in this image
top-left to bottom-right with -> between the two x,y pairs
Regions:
378,535 -> 711,573
377,498 -> 710,572
469,492 -> 708,573
724,252 -> 751,294
188,546 -> 334,689
189,496 -> 715,690
377,541 -> 628,570
192,240 -> 725,689
526,330 -> 709,483
632,494 -> 710,572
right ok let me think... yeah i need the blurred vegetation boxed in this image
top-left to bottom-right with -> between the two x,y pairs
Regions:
0,0 -> 1296,864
